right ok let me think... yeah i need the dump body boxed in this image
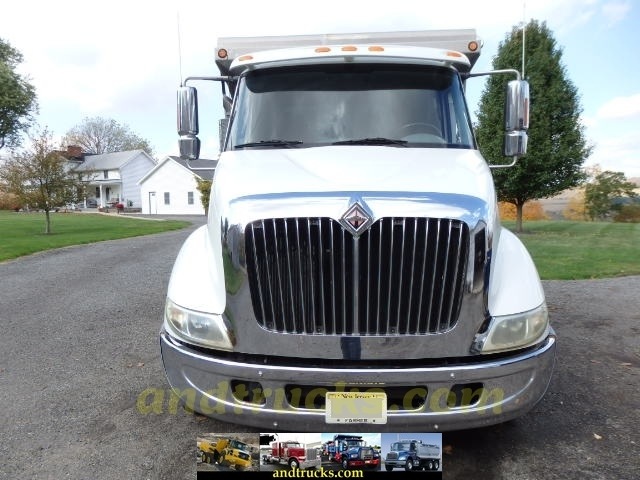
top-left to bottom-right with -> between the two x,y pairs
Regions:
162,29 -> 556,432
415,444 -> 441,471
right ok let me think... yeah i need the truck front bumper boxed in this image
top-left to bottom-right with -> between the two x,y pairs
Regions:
160,329 -> 556,431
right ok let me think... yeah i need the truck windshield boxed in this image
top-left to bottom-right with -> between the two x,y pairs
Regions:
230,439 -> 249,451
391,442 -> 413,451
227,63 -> 475,150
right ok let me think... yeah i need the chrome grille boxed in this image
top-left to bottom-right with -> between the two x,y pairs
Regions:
245,217 -> 468,335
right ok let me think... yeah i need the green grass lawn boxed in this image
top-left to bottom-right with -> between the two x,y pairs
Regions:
0,211 -> 190,262
503,220 -> 640,280
1,212 -> 638,280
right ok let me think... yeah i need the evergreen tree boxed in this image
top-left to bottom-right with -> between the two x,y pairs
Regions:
475,20 -> 591,232
0,38 -> 37,150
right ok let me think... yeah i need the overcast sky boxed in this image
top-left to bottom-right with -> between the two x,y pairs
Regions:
1,0 -> 638,177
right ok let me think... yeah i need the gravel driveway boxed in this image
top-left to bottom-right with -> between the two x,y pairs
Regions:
0,222 -> 638,479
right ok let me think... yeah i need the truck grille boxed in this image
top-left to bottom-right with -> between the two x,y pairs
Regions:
387,452 -> 399,460
360,448 -> 374,460
306,449 -> 317,460
245,217 -> 468,335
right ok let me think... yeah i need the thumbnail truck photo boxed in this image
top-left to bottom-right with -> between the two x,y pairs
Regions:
159,28 -> 556,431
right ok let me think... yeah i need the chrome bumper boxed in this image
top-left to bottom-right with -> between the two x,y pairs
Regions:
160,329 -> 556,432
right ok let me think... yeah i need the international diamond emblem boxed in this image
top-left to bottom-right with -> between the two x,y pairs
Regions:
341,202 -> 372,236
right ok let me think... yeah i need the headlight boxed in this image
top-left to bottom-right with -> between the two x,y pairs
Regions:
478,303 -> 549,353
350,453 -> 358,459
164,298 -> 234,350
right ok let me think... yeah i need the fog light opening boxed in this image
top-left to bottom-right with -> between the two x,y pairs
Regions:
230,380 -> 266,405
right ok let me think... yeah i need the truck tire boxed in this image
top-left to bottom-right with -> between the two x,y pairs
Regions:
427,460 -> 434,470
219,454 -> 226,466
405,458 -> 414,471
289,458 -> 300,469
434,460 -> 440,470
342,457 -> 349,469
385,465 -> 394,472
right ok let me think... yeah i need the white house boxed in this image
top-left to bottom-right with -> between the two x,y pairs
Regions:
73,150 -> 157,208
138,156 -> 216,215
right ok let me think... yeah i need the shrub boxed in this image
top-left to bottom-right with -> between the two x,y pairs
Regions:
498,201 -> 548,221
0,191 -> 21,211
613,204 -> 640,223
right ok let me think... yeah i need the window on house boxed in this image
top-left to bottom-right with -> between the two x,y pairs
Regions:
187,191 -> 194,205
164,192 -> 170,205
103,170 -> 109,179
95,187 -> 100,198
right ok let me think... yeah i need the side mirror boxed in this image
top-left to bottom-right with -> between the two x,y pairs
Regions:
177,86 -> 200,159
503,80 -> 529,157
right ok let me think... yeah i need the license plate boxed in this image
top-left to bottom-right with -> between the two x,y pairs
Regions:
325,391 -> 387,424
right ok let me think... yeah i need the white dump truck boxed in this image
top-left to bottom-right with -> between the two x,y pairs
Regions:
161,29 -> 556,431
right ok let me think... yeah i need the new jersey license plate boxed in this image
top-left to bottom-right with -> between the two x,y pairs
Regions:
325,391 -> 387,424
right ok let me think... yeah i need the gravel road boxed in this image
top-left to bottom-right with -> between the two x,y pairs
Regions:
0,220 -> 638,479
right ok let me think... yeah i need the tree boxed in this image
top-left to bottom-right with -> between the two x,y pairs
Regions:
62,116 -> 154,156
195,178 -> 211,215
475,20 -> 591,232
0,38 -> 38,150
563,188 -> 587,220
584,170 -> 637,221
0,128 -> 86,234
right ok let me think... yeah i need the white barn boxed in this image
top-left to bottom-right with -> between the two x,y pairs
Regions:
138,156 -> 216,215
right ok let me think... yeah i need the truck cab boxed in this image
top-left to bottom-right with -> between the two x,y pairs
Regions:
384,439 -> 421,471
332,434 -> 380,469
161,29 -> 556,432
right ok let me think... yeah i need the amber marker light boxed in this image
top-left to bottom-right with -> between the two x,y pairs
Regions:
468,41 -> 479,52
341,46 -> 357,51
238,55 -> 253,62
315,47 -> 331,53
446,51 -> 463,58
217,48 -> 228,59
368,46 -> 385,52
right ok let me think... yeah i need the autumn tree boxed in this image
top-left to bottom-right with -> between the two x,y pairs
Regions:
563,188 -> 587,220
195,178 -> 212,215
475,20 -> 590,232
0,38 -> 38,150
62,116 -> 154,156
585,170 -> 637,221
0,128 -> 86,233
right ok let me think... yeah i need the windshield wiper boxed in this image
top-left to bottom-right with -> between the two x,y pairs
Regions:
332,137 -> 408,146
234,139 -> 303,149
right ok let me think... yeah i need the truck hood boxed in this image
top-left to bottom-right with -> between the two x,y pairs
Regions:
214,146 -> 494,202
212,146 -> 497,230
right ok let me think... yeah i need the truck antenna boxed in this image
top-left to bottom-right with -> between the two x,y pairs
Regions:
521,1 -> 526,78
177,11 -> 183,85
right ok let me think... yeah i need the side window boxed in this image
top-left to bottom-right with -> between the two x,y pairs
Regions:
187,191 -> 194,205
164,192 -> 170,205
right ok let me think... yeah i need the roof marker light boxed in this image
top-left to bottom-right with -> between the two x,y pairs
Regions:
315,47 -> 331,53
446,51 -> 463,58
341,46 -> 357,52
238,55 -> 253,62
368,46 -> 384,52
